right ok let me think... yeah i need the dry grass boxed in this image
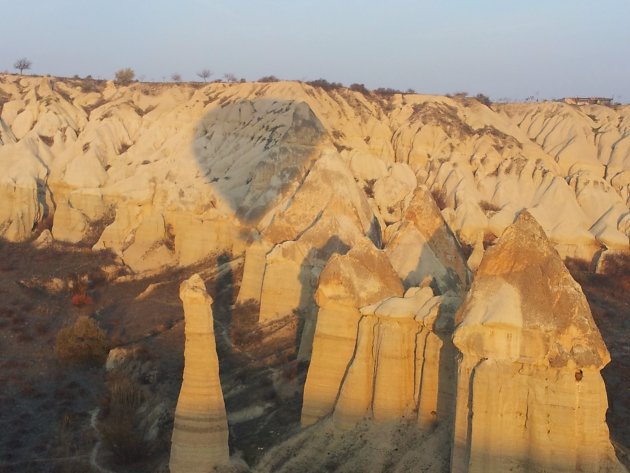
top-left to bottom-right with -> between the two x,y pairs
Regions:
55,316 -> 108,365
98,370 -> 149,464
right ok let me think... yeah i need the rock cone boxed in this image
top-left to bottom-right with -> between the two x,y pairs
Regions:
451,211 -> 624,473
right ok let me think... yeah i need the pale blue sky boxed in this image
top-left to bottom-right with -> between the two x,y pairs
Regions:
1,0 -> 628,101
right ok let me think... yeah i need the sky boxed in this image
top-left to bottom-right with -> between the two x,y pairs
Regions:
1,0 -> 629,101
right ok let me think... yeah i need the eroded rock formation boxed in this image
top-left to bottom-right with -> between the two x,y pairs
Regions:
451,211 -> 625,473
1,75 -> 628,274
301,239 -> 403,426
333,286 -> 461,429
170,274 -> 229,473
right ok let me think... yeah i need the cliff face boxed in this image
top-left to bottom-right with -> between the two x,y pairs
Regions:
451,212 -> 624,473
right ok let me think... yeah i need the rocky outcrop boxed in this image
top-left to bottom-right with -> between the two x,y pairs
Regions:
333,286 -> 460,429
384,186 -> 471,293
300,233 -> 465,430
451,211 -> 625,473
301,240 -> 403,426
2,75 -> 628,270
170,274 -> 229,473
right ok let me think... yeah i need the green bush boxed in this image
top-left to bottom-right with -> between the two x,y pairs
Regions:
55,316 -> 108,365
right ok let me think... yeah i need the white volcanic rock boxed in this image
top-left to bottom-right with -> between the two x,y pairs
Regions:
0,76 -> 628,271
451,211 -> 624,473
372,162 -> 417,223
384,186 -> 470,293
0,176 -> 41,241
235,239 -> 272,305
301,240 -> 403,426
332,285 -> 460,430
170,274 -> 229,473
32,229 -> 53,249
122,212 -> 176,272
242,150 -> 378,325
51,201 -> 89,244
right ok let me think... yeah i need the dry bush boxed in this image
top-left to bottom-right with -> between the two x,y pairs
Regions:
115,68 -> 135,86
431,188 -> 448,210
363,179 -> 376,198
306,78 -> 343,91
71,291 -> 93,307
79,76 -> 105,93
231,299 -> 261,348
475,93 -> 492,107
99,370 -> 149,464
349,83 -> 370,95
373,87 -> 403,96
258,75 -> 279,83
55,316 -> 108,365
478,200 -> 501,212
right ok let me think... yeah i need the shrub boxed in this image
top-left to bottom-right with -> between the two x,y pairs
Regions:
363,179 -> 376,198
99,370 -> 149,464
170,73 -> 181,82
475,93 -> 492,107
431,188 -> 448,210
258,75 -> 279,83
71,291 -> 93,307
373,87 -> 403,96
55,316 -> 108,365
349,83 -> 370,95
306,78 -> 343,91
114,68 -> 135,86
478,200 -> 501,212
230,299 -> 261,347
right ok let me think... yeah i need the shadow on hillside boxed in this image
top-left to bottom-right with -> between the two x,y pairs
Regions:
191,98 -> 327,226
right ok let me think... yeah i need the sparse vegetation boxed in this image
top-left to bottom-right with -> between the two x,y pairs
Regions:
258,75 -> 279,83
478,200 -> 501,213
475,93 -> 492,107
431,188 -> 448,210
223,72 -> 238,83
14,57 -> 32,74
170,73 -> 182,82
115,68 -> 135,86
363,179 -> 376,198
55,316 -> 108,365
349,83 -> 370,95
373,87 -> 404,96
197,69 -> 213,82
71,290 -> 93,307
231,299 -> 261,348
99,370 -> 149,464
306,78 -> 343,91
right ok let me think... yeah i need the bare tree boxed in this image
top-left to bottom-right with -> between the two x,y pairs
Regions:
14,57 -> 32,74
171,73 -> 182,82
223,73 -> 237,83
197,69 -> 212,82
115,68 -> 135,86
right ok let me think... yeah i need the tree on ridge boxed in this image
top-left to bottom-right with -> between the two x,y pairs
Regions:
197,69 -> 212,82
14,58 -> 32,74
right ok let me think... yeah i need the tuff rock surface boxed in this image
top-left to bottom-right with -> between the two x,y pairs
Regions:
451,211 -> 625,473
170,274 -> 229,473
